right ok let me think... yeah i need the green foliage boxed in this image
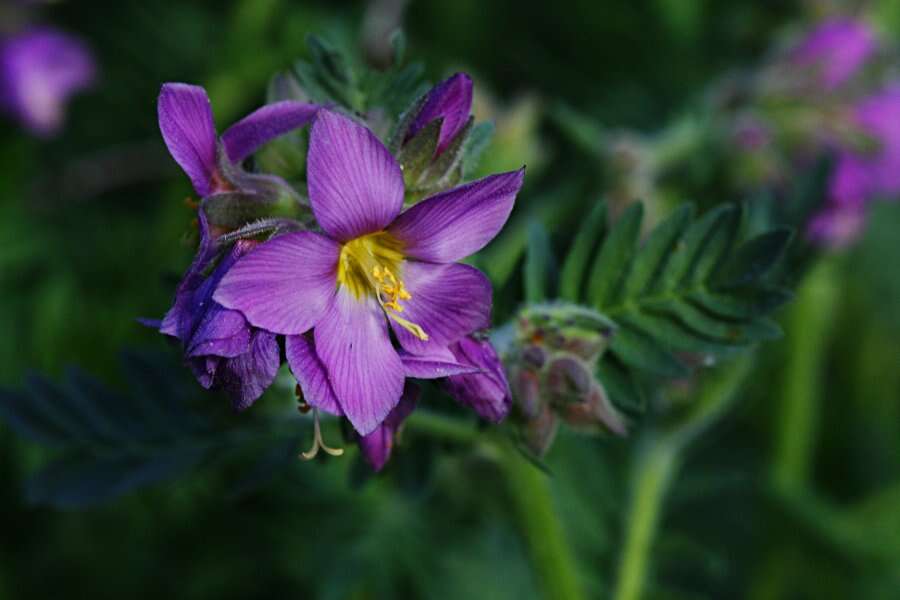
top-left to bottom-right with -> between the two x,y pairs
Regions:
1,353 -> 233,508
525,200 -> 793,407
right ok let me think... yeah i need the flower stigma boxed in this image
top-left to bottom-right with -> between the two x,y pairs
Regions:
337,232 -> 429,341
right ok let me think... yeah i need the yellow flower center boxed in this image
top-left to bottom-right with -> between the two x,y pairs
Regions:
337,232 -> 428,341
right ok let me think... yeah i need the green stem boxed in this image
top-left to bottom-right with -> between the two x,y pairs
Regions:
771,259 -> 839,490
500,442 -> 587,600
613,355 -> 755,600
405,410 -> 480,445
405,413 -> 584,599
613,436 -> 678,600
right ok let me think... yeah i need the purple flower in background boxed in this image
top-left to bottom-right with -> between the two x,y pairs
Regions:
215,109 -> 524,435
791,18 -> 876,90
0,26 -> 95,136
406,72 -> 473,156
358,384 -> 419,471
443,334 -> 512,423
158,82 -> 319,198
156,211 -> 280,409
811,86 -> 900,245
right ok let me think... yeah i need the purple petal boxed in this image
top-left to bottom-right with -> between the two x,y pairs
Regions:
391,261 -> 492,355
160,210 -> 216,339
0,27 -> 96,137
189,355 -> 221,390
186,304 -> 250,358
401,346 -> 480,379
407,73 -> 473,155
213,232 -> 339,335
307,110 -> 404,241
389,169 -> 524,263
218,330 -> 281,411
444,336 -> 512,423
315,289 -> 404,436
285,333 -> 342,416
358,383 -> 419,471
221,100 -> 319,164
792,18 -> 877,90
158,83 -> 218,197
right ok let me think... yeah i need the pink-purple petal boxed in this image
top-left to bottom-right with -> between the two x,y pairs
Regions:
358,383 -> 419,471
444,336 -> 512,423
315,289 -> 404,436
158,83 -> 218,197
285,334 -> 342,416
392,261 -> 492,355
389,169 -> 524,263
407,72 -> 473,155
221,100 -> 319,164
307,110 -> 404,241
213,232 -> 339,335
401,347 -> 480,379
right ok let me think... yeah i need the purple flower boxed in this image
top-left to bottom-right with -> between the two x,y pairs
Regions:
0,27 -> 95,136
214,109 -> 524,435
406,72 -> 473,156
158,82 -> 319,198
157,211 -> 280,410
358,384 -> 419,471
791,18 -> 876,90
811,86 -> 900,245
443,334 -> 512,423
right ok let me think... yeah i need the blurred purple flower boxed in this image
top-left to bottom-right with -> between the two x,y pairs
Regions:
791,17 -> 876,90
155,211 -> 280,410
158,82 -> 319,197
358,384 -> 419,471
443,334 -> 512,423
0,26 -> 95,136
213,109 -> 524,435
406,72 -> 473,156
812,86 -> 900,245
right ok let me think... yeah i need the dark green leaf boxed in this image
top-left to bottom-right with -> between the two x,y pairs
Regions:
461,121 -> 495,178
560,199 -> 607,302
588,203 -> 644,308
608,324 -> 688,378
623,204 -> 694,297
524,221 -> 555,303
715,228 -> 793,287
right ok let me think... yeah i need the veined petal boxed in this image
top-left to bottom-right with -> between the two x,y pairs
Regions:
401,347 -> 480,379
358,383 -> 419,471
158,83 -> 218,197
389,169 -> 524,263
315,289 -> 404,436
213,232 -> 339,335
307,110 -> 404,241
391,261 -> 492,355
221,100 -> 319,164
408,73 -> 473,155
285,334 -> 342,416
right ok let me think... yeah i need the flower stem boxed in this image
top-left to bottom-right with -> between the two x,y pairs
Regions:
499,442 -> 587,600
613,355 -> 755,600
613,437 -> 678,600
405,413 -> 585,600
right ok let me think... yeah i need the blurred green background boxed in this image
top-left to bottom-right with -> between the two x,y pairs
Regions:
2,0 -> 899,598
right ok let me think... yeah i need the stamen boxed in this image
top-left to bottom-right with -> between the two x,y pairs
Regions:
300,408 -> 345,460
388,313 -> 430,341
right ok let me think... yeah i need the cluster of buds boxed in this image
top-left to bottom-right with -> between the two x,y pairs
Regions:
506,303 -> 627,457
